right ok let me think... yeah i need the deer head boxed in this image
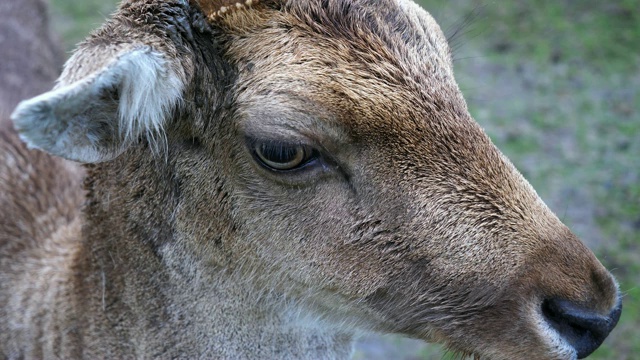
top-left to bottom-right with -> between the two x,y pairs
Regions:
11,0 -> 621,358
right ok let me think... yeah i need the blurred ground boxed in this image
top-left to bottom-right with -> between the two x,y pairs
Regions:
49,0 -> 639,358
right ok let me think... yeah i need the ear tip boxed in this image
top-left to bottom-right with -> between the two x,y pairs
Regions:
10,96 -> 97,163
11,97 -> 53,145
12,96 -> 45,124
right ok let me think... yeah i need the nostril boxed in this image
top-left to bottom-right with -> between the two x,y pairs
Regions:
542,298 -> 622,359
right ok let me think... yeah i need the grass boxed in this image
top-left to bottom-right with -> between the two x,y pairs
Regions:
50,0 -> 117,50
49,0 -> 639,358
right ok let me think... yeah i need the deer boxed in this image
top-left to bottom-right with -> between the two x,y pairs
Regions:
0,0 -> 622,358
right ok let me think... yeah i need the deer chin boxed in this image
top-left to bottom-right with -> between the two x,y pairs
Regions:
375,300 -> 579,360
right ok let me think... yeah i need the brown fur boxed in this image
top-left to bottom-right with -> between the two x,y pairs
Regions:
1,0 -> 620,359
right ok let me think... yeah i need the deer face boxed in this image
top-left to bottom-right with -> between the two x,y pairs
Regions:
11,0 -> 620,359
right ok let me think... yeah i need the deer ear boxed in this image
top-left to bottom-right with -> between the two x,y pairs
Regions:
11,46 -> 185,163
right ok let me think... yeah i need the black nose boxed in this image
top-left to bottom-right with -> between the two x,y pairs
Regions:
542,298 -> 622,359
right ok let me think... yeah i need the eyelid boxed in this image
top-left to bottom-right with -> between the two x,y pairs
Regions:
245,136 -> 310,149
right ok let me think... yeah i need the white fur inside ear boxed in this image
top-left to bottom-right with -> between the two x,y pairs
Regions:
116,48 -> 183,150
11,47 -> 184,163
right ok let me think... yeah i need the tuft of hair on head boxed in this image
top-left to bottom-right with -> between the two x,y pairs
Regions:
194,0 -> 261,21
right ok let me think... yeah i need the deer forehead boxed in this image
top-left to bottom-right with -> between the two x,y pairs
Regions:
217,1 -> 466,144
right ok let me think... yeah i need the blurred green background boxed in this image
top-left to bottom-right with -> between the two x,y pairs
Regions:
49,0 -> 639,358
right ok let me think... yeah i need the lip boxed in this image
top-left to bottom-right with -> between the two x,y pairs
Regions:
440,305 -> 580,360
533,305 -> 580,360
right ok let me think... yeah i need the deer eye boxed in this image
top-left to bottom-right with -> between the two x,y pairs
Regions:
252,141 -> 317,171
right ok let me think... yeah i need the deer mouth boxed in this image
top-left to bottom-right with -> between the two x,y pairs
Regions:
397,296 -> 621,360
